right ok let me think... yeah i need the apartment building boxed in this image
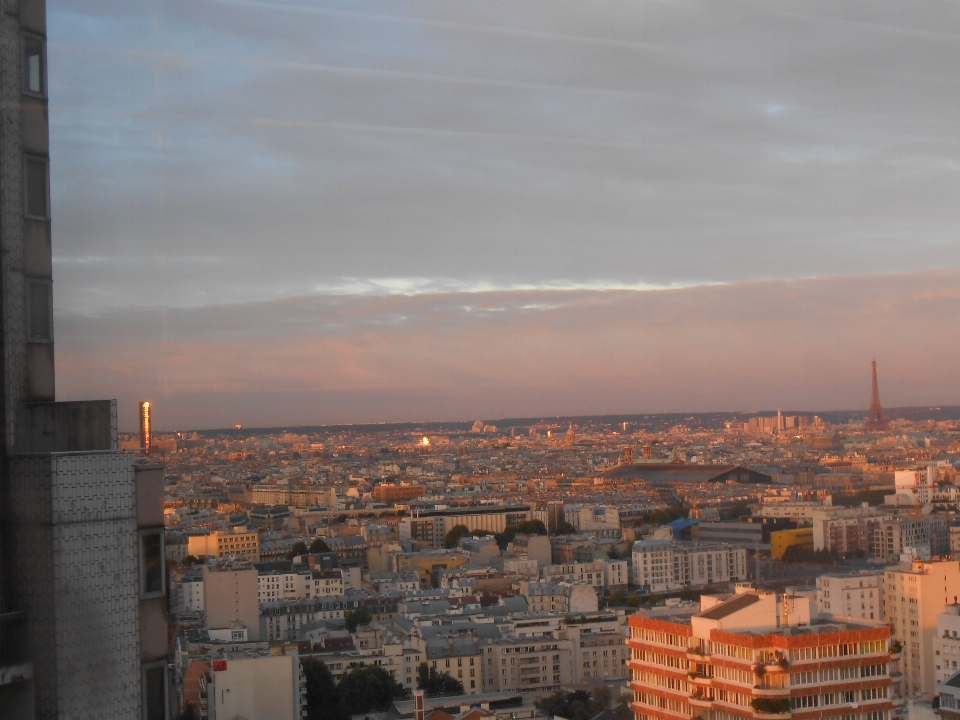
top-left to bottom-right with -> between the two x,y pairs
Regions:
373,483 -> 427,503
188,529 -> 261,561
884,559 -> 960,698
894,468 -> 935,506
818,571 -> 885,621
631,540 -> 747,592
810,507 -> 886,554
520,581 -> 598,614
178,571 -> 206,613
935,605 -> 960,684
541,560 -> 606,589
873,517 -> 949,562
261,596 -> 374,641
422,636 -> 483,694
559,613 -> 631,685
201,649 -> 305,719
399,505 -> 532,548
480,636 -> 573,694
606,559 -> 630,590
566,505 -> 621,532
628,587 -> 898,720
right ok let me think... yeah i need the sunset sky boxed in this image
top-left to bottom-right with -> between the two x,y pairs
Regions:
49,1 -> 960,429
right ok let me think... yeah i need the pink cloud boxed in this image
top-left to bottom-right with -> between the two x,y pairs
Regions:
54,270 -> 960,429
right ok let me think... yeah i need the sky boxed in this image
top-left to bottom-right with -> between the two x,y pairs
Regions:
48,0 -> 960,429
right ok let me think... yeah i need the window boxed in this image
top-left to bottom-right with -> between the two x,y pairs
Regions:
27,279 -> 52,342
140,530 -> 164,597
142,662 -> 166,720
24,156 -> 49,219
23,35 -> 45,96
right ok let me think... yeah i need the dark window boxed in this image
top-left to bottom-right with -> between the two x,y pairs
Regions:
23,37 -> 44,95
141,531 -> 163,596
25,157 -> 48,218
143,664 -> 165,720
27,280 -> 51,342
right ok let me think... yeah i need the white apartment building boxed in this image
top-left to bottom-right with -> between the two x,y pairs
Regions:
203,649 -> 305,719
631,539 -> 747,593
894,467 -> 936,505
604,559 -> 629,589
258,569 -> 309,603
817,571 -> 885,621
558,614 -> 631,685
565,505 -> 621,532
179,573 -> 205,613
885,559 -> 960,698
520,582 -> 599,614
258,568 -> 345,603
541,560 -> 606,589
935,605 -> 960,684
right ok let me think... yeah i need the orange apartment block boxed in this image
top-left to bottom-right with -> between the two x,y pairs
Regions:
627,587 -> 902,720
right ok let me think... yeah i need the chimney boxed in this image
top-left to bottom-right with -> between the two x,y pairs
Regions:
414,690 -> 425,720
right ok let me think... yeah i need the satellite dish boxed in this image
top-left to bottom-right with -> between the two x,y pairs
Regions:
851,704 -> 859,709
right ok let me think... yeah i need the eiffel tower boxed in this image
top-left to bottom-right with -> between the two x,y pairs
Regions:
864,358 -> 888,431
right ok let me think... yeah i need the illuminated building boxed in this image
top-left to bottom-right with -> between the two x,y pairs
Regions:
627,587 -> 899,720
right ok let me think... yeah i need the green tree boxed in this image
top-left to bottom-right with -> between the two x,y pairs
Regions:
554,521 -> 577,535
308,537 -> 331,554
416,663 -> 464,696
612,692 -> 633,718
180,555 -> 201,566
344,607 -> 372,632
336,665 -> 407,714
444,524 -> 473,548
287,541 -> 308,559
536,689 -> 598,720
301,658 -> 348,720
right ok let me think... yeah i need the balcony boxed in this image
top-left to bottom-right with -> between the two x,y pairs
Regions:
687,646 -> 711,660
753,686 -> 790,697
689,693 -> 714,708
752,697 -> 791,720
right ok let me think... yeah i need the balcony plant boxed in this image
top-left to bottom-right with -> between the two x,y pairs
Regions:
751,698 -> 791,714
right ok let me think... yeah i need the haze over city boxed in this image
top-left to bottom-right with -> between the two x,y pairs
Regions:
44,0 -> 960,429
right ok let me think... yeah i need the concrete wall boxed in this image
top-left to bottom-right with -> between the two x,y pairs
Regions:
204,565 -> 260,640
210,653 -> 299,720
9,451 -> 142,718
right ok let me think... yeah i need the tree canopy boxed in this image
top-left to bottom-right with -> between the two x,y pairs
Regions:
308,537 -> 331,553
444,524 -> 474,548
536,686 -> 629,720
416,663 -> 464,696
344,607 -> 372,632
301,659 -> 406,719
287,541 -> 308,559
337,666 -> 407,714
554,521 -> 578,535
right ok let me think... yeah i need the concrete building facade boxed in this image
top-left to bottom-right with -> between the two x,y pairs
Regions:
0,2 -> 168,716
